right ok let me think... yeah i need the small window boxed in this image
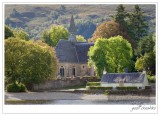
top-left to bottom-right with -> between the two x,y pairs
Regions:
139,87 -> 142,89
72,68 -> 75,76
60,67 -> 64,77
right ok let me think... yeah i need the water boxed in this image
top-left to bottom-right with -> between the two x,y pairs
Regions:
49,99 -> 156,105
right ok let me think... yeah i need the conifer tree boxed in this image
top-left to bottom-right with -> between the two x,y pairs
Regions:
114,4 -> 128,34
128,5 -> 148,43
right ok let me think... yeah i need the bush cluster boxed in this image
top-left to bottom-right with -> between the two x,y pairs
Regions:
145,86 -> 152,90
147,75 -> 156,83
88,86 -> 113,90
86,82 -> 101,86
6,82 -> 27,92
80,76 -> 99,80
116,86 -> 138,90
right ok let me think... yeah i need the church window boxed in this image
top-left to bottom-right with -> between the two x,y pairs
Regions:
60,66 -> 64,77
72,67 -> 75,76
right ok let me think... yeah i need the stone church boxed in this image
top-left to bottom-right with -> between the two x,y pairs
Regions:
55,16 -> 95,78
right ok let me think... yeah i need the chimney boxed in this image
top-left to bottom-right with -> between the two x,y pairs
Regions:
143,68 -> 146,74
103,69 -> 107,75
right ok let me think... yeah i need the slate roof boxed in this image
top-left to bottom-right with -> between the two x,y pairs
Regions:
75,43 -> 94,63
55,39 -> 94,63
101,72 -> 145,83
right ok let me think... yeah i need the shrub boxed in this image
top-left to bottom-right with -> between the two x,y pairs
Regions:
86,82 -> 101,86
6,82 -> 27,92
116,86 -> 138,90
88,86 -> 113,90
147,75 -> 156,83
145,86 -> 152,90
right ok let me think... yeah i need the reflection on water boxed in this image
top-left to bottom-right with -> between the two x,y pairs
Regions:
49,99 -> 155,105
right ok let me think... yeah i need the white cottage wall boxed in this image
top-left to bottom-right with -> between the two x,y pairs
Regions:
101,83 -> 143,89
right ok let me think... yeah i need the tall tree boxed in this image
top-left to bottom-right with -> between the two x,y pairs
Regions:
89,20 -> 121,42
136,34 -> 155,56
128,5 -> 148,43
88,36 -> 133,77
77,20 -> 96,39
114,4 -> 128,34
41,25 -> 69,47
135,33 -> 155,75
89,20 -> 135,49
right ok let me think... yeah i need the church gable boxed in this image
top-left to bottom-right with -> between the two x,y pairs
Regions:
55,40 -> 94,63
55,39 -> 78,63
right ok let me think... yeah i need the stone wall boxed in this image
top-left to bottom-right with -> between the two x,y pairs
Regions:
33,78 -> 86,91
57,63 -> 95,77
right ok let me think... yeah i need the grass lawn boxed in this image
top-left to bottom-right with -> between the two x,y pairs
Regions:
5,100 -> 51,104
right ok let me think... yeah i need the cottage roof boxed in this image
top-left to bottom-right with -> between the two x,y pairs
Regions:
101,72 -> 145,83
55,39 -> 94,63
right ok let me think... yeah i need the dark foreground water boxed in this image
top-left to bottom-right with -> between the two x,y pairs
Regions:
6,99 -> 155,105
49,99 -> 156,105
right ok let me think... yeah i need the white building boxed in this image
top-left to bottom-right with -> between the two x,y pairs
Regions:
101,71 -> 149,89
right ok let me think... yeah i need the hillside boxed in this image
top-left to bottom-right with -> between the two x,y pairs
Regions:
5,4 -> 156,39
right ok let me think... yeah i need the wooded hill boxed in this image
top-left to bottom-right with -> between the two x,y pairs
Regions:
5,4 -> 156,40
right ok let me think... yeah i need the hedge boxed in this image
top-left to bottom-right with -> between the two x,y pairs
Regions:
145,86 -> 152,90
116,86 -> 138,90
80,76 -> 98,79
86,82 -> 101,86
104,89 -> 152,96
88,86 -> 113,90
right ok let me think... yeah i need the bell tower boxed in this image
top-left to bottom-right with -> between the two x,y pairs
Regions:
68,15 -> 77,42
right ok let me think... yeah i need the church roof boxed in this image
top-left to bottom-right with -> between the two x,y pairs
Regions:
101,72 -> 145,83
55,39 -> 94,63
75,42 -> 94,63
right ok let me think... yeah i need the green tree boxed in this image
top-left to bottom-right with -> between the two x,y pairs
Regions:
128,5 -> 148,43
135,33 -> 155,75
77,20 -> 96,39
114,4 -> 128,34
88,39 -> 108,77
76,35 -> 86,42
135,52 -> 155,75
14,28 -> 29,41
88,36 -> 133,77
5,25 -> 14,39
5,38 -> 57,89
136,34 -> 155,56
41,25 -> 69,47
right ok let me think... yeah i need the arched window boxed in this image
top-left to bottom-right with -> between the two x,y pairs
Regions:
72,67 -> 75,76
60,66 -> 64,77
